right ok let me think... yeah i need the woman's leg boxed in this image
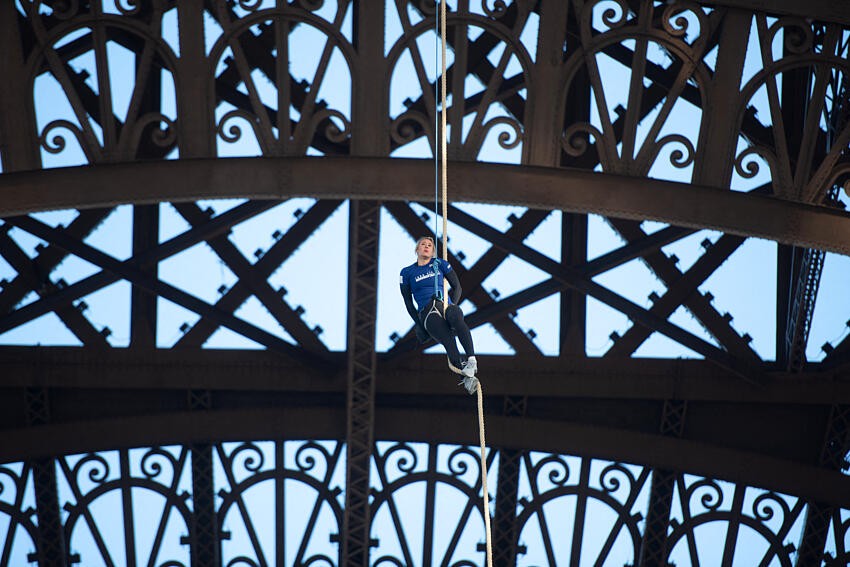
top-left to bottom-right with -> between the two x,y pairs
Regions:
445,304 -> 477,380
421,301 -> 464,369
445,304 -> 474,356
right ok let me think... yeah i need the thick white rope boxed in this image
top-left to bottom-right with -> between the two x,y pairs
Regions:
437,3 -> 493,565
439,0 -> 450,306
477,384 -> 494,567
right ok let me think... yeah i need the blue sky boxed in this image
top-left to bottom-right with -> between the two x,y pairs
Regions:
1,1 -> 849,565
3,0 -> 849,363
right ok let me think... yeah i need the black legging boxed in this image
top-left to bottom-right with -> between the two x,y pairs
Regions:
420,299 -> 475,369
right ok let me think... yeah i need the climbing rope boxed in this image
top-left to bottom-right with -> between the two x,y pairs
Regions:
435,3 -> 493,566
477,385 -> 494,567
437,0 -> 450,309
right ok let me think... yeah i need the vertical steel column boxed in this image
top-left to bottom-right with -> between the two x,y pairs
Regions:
25,387 -> 68,567
795,501 -> 833,567
350,1 -> 389,157
187,389 -> 219,567
777,23 -> 815,369
341,4 -> 386,565
638,399 -> 687,567
785,67 -> 848,372
176,1 -> 215,158
785,247 -> 826,372
795,405 -> 850,566
491,396 -> 527,567
776,244 -> 794,367
691,10 -> 751,188
524,0 -> 569,167
130,8 -> 165,350
0,4 -> 40,171
561,213 -> 587,356
342,199 -> 381,567
529,0 -> 588,357
130,205 -> 159,349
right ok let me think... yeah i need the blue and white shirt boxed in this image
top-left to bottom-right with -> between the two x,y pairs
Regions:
400,259 -> 454,312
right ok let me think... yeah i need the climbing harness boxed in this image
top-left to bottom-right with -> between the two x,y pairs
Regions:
434,2 -> 494,565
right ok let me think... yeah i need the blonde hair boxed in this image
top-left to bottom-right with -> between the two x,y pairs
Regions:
415,236 -> 436,255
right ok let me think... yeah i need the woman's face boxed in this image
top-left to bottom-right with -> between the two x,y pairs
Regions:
416,238 -> 434,259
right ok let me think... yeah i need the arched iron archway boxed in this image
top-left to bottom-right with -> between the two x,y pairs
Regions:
0,1 -> 849,566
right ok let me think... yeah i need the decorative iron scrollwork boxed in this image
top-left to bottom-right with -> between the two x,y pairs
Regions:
0,464 -> 38,563
56,447 -> 193,567
515,454 -> 647,565
667,476 -> 806,565
370,442 -> 495,566
0,442 -> 847,565
216,440 -> 344,567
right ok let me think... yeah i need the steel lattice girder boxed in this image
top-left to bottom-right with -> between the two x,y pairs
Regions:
2,1 -> 850,564
0,347 -> 848,508
0,389 -> 847,508
700,0 -> 850,24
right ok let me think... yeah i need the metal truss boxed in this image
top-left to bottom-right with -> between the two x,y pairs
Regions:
343,199 -> 381,567
636,399 -> 686,567
25,387 -> 67,567
1,1 -> 850,565
187,390 -> 220,567
796,405 -> 850,566
2,355 -> 850,564
4,437 -> 844,566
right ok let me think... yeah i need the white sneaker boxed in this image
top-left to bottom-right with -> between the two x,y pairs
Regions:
460,375 -> 479,395
462,356 -> 477,378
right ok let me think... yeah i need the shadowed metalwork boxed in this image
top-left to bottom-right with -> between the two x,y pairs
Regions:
1,1 -> 850,566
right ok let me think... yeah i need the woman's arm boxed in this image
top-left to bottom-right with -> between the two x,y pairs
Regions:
445,269 -> 462,304
400,283 -> 420,324
400,282 -> 430,342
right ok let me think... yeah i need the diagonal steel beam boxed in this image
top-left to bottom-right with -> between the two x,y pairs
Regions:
445,205 -> 763,382
606,233 -> 747,358
0,208 -> 111,314
173,201 -> 328,353
176,199 -> 342,347
464,209 -> 552,289
0,200 -> 278,337
605,218 -> 760,360
585,225 -> 695,276
5,213 -> 331,368
0,228 -> 109,347
597,185 -> 773,362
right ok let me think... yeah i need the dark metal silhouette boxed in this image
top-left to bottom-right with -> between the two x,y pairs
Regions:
0,1 -> 849,566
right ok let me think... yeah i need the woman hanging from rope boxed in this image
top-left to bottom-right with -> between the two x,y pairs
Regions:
400,236 -> 479,394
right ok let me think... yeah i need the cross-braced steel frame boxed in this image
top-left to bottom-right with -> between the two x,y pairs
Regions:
1,1 -> 850,566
